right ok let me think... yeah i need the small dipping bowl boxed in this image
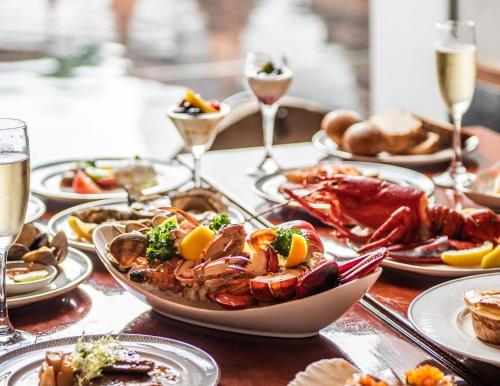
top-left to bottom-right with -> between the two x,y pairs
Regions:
6,261 -> 58,296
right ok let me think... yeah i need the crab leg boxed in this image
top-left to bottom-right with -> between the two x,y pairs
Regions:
282,186 -> 368,243
339,248 -> 387,284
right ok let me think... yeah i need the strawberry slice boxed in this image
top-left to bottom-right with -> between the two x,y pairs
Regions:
209,100 -> 221,111
72,170 -> 102,194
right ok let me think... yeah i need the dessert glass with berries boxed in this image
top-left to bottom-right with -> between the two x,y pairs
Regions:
167,89 -> 230,187
245,52 -> 293,176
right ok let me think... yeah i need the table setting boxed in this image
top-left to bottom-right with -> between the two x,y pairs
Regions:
0,19 -> 499,386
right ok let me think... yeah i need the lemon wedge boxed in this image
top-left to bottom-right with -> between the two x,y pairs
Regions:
67,216 -> 95,242
180,225 -> 214,261
283,234 -> 308,268
481,246 -> 500,269
441,241 -> 493,266
460,208 -> 479,215
184,89 -> 218,113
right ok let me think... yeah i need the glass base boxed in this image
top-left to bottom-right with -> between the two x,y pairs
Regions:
247,155 -> 280,177
433,166 -> 476,189
0,329 -> 36,351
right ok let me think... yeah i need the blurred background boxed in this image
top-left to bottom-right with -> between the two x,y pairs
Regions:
0,0 -> 497,164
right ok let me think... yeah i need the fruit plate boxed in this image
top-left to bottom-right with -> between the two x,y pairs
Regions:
0,334 -> 220,386
409,273 -> 500,366
48,197 -> 247,253
7,248 -> 92,308
312,130 -> 479,167
93,223 -> 382,338
25,195 -> 46,224
31,158 -> 191,203
254,160 -> 435,207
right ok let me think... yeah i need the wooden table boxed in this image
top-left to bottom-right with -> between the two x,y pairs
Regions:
11,126 -> 500,385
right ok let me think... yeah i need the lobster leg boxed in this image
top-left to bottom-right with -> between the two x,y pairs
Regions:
282,186 -> 368,243
358,207 -> 413,253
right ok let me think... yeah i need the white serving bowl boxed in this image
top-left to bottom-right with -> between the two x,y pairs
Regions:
93,223 -> 381,338
6,261 -> 58,296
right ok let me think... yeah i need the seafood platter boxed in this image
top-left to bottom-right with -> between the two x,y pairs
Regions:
91,186 -> 385,336
264,163 -> 500,277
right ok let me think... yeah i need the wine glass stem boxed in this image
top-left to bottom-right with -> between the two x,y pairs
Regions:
0,248 -> 14,339
261,103 -> 279,160
450,112 -> 463,177
192,145 -> 204,188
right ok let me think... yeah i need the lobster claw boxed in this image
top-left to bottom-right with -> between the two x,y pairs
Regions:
208,293 -> 255,310
296,261 -> 339,299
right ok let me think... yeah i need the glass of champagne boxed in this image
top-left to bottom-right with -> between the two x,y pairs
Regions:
433,20 -> 477,188
167,92 -> 230,188
0,119 -> 34,349
245,52 -> 293,176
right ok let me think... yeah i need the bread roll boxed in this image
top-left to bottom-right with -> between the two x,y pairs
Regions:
404,132 -> 441,155
322,109 -> 362,144
370,109 -> 425,154
463,289 -> 500,344
342,121 -> 386,156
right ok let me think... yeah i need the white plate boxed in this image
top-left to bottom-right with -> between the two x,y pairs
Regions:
6,262 -> 57,295
0,334 -> 219,386
312,130 -> 479,167
48,197 -> 247,252
31,158 -> 191,203
409,273 -> 500,366
382,258 -> 500,278
254,161 -> 435,207
7,248 -> 92,308
25,196 -> 46,224
93,223 -> 381,338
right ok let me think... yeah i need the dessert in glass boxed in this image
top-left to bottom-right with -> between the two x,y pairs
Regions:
167,90 -> 230,187
245,52 -> 293,176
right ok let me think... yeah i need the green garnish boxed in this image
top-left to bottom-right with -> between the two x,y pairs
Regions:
71,335 -> 121,386
261,61 -> 275,74
146,220 -> 178,265
271,228 -> 306,256
209,213 -> 231,232
76,160 -> 97,169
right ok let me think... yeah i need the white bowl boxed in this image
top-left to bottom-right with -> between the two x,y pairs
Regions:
6,261 -> 58,296
93,224 -> 382,338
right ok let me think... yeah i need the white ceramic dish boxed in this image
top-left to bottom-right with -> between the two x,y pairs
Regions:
409,273 -> 500,366
48,197 -> 247,252
0,334 -> 219,386
6,261 -> 57,295
312,130 -> 479,167
25,195 -> 46,224
382,258 -> 500,278
93,223 -> 382,338
7,248 -> 92,308
254,161 -> 435,207
31,158 -> 191,203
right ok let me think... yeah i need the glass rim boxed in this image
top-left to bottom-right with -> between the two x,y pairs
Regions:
0,118 -> 27,131
245,51 -> 290,58
435,19 -> 475,29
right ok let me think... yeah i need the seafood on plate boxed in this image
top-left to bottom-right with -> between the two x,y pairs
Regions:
38,335 -> 179,386
60,157 -> 158,195
68,188 -> 228,244
284,163 -> 363,185
463,289 -> 500,344
289,358 -> 456,386
281,174 -> 500,267
8,224 -> 68,266
106,206 -> 386,310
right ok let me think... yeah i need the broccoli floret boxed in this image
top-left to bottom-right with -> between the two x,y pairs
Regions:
209,213 -> 231,232
146,221 -> 178,265
271,228 -> 306,257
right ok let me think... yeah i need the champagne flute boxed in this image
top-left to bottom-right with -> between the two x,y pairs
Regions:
433,20 -> 477,188
245,52 -> 293,176
0,118 -> 34,349
167,99 -> 230,188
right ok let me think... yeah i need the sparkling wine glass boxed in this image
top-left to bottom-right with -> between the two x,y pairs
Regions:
0,118 -> 34,349
433,20 -> 477,189
245,52 -> 293,176
167,103 -> 230,188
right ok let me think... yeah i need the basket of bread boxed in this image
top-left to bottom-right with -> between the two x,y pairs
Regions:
316,108 -> 479,164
